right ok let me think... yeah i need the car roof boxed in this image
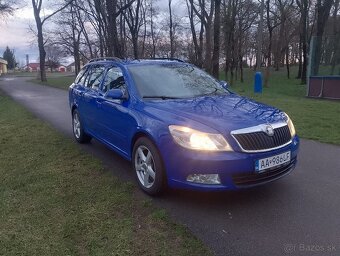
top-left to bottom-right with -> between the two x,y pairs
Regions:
85,58 -> 186,67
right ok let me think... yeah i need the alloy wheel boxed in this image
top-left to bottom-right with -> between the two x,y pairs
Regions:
73,112 -> 81,139
134,145 -> 156,189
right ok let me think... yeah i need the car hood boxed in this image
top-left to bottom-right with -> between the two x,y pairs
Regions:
142,94 -> 286,135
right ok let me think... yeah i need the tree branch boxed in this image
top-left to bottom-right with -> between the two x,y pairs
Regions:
42,0 -> 74,25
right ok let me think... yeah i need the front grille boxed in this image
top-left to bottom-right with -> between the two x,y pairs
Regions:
232,125 -> 291,151
232,158 -> 296,187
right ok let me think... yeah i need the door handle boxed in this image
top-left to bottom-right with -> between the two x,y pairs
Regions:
96,97 -> 104,106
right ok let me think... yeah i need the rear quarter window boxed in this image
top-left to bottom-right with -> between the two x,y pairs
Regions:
75,67 -> 88,85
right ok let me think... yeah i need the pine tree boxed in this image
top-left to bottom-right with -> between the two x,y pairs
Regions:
3,46 -> 16,69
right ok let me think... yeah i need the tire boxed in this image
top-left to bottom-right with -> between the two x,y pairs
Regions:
132,137 -> 167,195
72,109 -> 92,143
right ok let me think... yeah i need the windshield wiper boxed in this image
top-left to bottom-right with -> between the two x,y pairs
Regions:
142,96 -> 183,100
197,88 -> 219,97
206,88 -> 218,95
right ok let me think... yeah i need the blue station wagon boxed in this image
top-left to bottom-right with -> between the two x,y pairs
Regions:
69,58 -> 299,195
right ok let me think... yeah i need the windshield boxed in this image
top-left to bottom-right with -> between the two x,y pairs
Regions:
128,63 -> 228,99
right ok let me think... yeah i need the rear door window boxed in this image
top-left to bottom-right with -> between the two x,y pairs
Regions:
86,65 -> 106,90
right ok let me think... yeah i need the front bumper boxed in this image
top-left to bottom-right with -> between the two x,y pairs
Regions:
160,135 -> 300,191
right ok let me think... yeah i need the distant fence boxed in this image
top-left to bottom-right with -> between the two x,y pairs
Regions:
308,76 -> 340,99
307,36 -> 340,100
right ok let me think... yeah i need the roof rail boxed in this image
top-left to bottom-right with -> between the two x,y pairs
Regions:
146,58 -> 185,63
89,57 -> 122,63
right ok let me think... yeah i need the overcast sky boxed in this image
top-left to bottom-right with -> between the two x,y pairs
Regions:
0,0 -> 186,67
0,2 -> 40,66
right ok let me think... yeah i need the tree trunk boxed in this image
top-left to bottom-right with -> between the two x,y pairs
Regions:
204,20 -> 213,72
133,35 -> 138,58
186,0 -> 203,66
150,0 -> 156,58
204,0 -> 215,73
106,0 -> 121,57
36,19 -> 47,81
240,59 -> 244,83
93,0 -> 105,57
73,37 -> 81,74
32,0 -> 47,82
106,0 -> 114,56
275,20 -> 285,71
168,0 -> 174,58
256,0 -> 265,70
264,0 -> 272,87
297,41 -> 302,78
198,22 -> 204,67
286,47 -> 290,79
212,0 -> 221,78
301,0 -> 308,84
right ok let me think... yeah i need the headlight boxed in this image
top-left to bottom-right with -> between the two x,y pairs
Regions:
169,125 -> 233,151
284,113 -> 296,137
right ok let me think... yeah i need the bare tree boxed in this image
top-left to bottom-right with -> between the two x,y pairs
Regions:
264,0 -> 280,87
105,0 -> 135,57
273,0 -> 294,71
31,0 -> 73,81
123,0 -> 143,58
236,0 -> 257,82
53,0 -> 87,74
189,0 -> 215,72
0,0 -> 16,17
148,0 -> 157,57
45,44 -> 64,72
186,0 -> 204,67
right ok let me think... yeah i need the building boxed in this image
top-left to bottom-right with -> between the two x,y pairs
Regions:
67,62 -> 76,73
22,63 -> 69,73
24,63 -> 40,72
58,65 -> 66,72
0,58 -> 8,75
67,61 -> 84,73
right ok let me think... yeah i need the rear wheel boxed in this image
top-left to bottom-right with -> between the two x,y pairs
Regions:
132,137 -> 166,195
72,109 -> 91,143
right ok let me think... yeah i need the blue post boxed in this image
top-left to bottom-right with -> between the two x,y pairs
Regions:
254,72 -> 263,93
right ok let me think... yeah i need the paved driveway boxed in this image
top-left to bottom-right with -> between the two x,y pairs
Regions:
1,76 -> 340,256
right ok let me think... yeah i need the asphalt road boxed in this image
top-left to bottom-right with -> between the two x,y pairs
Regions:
1,76 -> 340,256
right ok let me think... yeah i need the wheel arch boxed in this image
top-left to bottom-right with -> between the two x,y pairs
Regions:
130,130 -> 157,156
71,104 -> 77,114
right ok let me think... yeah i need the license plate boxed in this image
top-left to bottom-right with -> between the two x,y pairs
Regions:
255,151 -> 291,172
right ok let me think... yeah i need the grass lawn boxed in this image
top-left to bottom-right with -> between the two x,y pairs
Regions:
27,67 -> 340,145
0,92 -> 210,256
29,72 -> 75,90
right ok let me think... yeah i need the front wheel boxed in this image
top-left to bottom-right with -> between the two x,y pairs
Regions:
72,109 -> 91,143
132,137 -> 166,195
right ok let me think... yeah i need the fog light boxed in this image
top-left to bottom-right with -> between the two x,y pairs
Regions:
186,174 -> 221,184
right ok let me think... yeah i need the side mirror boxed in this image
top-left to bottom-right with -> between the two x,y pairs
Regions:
220,80 -> 229,90
105,88 -> 128,100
